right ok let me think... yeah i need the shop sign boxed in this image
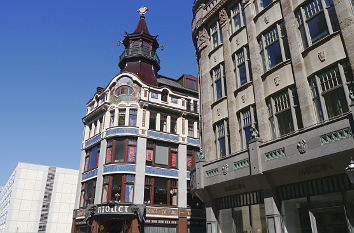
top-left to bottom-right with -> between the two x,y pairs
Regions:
298,163 -> 334,176
145,219 -> 178,225
146,207 -> 178,217
95,204 -> 134,215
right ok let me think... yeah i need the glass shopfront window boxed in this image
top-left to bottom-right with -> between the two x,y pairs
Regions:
283,191 -> 354,232
217,204 -> 266,233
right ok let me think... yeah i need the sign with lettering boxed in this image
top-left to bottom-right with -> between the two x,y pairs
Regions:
145,219 -> 178,225
95,204 -> 135,218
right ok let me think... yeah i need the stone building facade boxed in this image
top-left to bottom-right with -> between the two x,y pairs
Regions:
191,0 -> 354,232
71,10 -> 205,233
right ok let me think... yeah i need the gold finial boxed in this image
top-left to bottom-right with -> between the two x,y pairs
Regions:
137,6 -> 148,16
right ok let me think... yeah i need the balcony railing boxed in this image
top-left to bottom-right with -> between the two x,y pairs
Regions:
119,47 -> 160,64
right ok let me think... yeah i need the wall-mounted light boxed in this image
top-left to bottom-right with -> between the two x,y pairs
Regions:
346,157 -> 354,184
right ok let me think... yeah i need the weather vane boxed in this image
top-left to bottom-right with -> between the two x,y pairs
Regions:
137,6 -> 148,16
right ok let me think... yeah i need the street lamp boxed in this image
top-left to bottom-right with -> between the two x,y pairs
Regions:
346,157 -> 354,184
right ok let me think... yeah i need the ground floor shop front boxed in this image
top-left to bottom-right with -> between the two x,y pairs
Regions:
207,173 -> 354,233
72,205 -> 205,233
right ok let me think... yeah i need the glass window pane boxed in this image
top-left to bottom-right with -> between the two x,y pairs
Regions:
239,63 -> 247,86
216,79 -> 222,99
89,146 -> 97,170
144,185 -> 151,204
129,109 -> 137,126
111,176 -> 122,202
324,88 -> 349,118
154,178 -> 168,205
307,13 -> 329,43
146,149 -> 153,165
266,41 -> 282,69
219,137 -> 226,157
244,126 -> 252,146
233,14 -> 241,31
283,197 -> 311,233
155,143 -> 169,166
260,0 -> 273,9
114,139 -> 125,162
251,204 -> 267,233
128,146 -> 136,162
277,110 -> 294,135
106,147 -> 112,163
125,184 -> 134,203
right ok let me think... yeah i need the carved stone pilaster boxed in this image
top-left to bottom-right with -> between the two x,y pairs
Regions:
219,8 -> 229,26
197,27 -> 209,50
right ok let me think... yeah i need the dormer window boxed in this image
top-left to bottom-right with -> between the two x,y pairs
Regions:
161,90 -> 169,102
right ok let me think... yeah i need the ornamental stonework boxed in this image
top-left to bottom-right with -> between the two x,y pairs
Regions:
198,27 -> 209,50
219,8 -> 228,25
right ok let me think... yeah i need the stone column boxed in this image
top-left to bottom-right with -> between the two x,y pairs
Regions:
178,144 -> 187,208
94,139 -> 107,204
280,0 -> 317,127
333,0 -> 354,73
244,1 -> 272,140
197,27 -> 216,161
220,8 -> 239,154
133,137 -> 147,204
248,138 -> 263,175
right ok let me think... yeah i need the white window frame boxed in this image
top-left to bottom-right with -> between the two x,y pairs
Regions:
230,3 -> 246,33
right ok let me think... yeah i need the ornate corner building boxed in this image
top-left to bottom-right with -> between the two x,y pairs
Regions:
71,10 -> 205,233
191,0 -> 354,232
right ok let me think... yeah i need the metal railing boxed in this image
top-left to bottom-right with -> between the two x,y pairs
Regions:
119,47 -> 160,64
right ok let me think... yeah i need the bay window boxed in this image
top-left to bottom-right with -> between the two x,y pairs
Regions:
146,140 -> 178,168
267,88 -> 303,138
144,177 -> 178,206
234,47 -> 252,87
84,144 -> 100,172
129,109 -> 137,126
101,174 -> 135,203
210,20 -> 223,49
105,137 -> 136,163
238,106 -> 257,149
309,62 -> 350,122
258,22 -> 290,71
296,0 -> 340,48
80,179 -> 96,208
215,120 -> 231,158
211,64 -> 226,101
231,3 -> 246,33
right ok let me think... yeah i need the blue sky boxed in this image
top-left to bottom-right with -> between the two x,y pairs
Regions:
0,1 -> 197,183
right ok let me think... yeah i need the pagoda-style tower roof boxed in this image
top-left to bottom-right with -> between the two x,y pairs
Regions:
118,7 -> 160,86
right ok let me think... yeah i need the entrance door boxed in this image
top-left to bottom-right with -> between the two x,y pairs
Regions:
311,206 -> 349,233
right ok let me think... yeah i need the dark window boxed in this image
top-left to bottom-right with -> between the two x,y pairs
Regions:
144,177 -> 178,206
80,180 -> 96,207
170,117 -> 177,134
187,147 -> 199,171
187,79 -> 196,90
101,175 -> 135,203
193,101 -> 198,113
161,90 -> 168,102
84,144 -> 100,172
186,99 -> 191,111
149,112 -> 156,130
216,79 -> 222,100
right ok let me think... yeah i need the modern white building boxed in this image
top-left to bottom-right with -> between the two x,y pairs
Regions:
0,162 -> 79,233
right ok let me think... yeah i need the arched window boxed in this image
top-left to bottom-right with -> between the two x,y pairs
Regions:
161,90 -> 169,102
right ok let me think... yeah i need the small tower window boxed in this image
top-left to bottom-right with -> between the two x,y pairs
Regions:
161,90 -> 169,102
117,86 -> 133,96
